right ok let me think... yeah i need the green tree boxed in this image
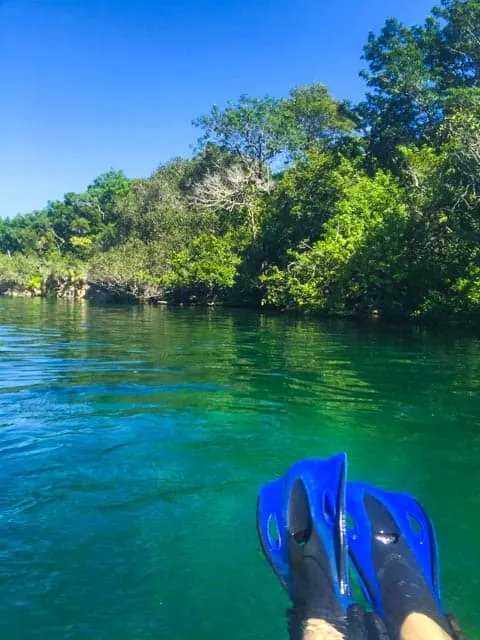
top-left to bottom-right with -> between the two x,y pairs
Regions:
167,233 -> 241,303
260,151 -> 341,262
426,0 -> 480,90
88,239 -> 164,301
359,0 -> 480,169
194,95 -> 288,168
0,211 -> 59,255
114,159 -> 217,249
283,84 -> 356,156
359,18 -> 440,169
41,170 -> 131,257
397,104 -> 480,318
261,163 -> 409,315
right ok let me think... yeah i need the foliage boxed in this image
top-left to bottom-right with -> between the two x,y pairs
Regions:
166,234 -> 241,303
194,95 -> 289,167
259,149 -> 358,262
261,166 -> 409,315
2,0 -> 480,322
0,171 -> 131,259
46,170 -> 132,256
192,159 -> 272,240
193,84 -> 354,167
0,211 -> 59,255
283,84 -> 357,156
0,253 -> 85,294
358,0 -> 480,170
358,17 -> 440,168
112,159 -> 218,249
88,240 -> 165,301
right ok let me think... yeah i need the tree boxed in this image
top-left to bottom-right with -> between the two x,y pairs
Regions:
192,160 -> 272,240
0,210 -> 59,255
359,0 -> 480,170
441,95 -> 480,229
259,150 -> 349,263
283,84 -> 356,156
193,97 -> 291,241
261,163 -> 409,315
81,170 -> 131,224
193,87 -> 356,243
88,239 -> 164,301
194,85 -> 355,165
166,233 -> 241,303
426,0 -> 480,90
113,159 -> 216,250
359,18 -> 440,169
39,170 -> 132,258
194,95 -> 288,169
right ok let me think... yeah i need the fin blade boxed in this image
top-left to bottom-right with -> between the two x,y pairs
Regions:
347,482 -> 444,617
257,453 -> 351,605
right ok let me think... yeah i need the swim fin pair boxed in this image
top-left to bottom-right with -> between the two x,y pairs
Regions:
256,453 -> 463,639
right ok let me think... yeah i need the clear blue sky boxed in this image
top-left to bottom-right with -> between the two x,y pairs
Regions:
1,0 -> 435,217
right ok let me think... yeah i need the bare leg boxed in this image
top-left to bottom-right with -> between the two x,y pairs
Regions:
302,618 -> 345,640
302,612 -> 455,640
400,613 -> 453,640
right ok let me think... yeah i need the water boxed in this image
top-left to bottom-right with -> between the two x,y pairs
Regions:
0,298 -> 478,639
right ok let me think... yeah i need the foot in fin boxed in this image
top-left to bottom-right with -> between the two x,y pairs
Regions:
346,482 -> 455,638
257,454 -> 351,633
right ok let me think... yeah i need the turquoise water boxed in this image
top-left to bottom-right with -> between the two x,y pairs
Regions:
0,298 -> 478,638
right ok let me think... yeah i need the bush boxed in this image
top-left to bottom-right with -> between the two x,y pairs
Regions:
166,233 -> 241,303
0,253 -> 86,295
87,240 -> 165,301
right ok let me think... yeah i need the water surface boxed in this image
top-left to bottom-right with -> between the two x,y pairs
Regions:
0,298 -> 478,638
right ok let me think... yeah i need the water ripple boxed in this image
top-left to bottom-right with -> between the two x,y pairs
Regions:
0,301 -> 479,638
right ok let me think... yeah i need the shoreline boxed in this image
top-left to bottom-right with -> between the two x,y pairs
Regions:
2,287 -> 479,328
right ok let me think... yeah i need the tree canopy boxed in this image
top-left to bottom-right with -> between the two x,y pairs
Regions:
2,0 -> 480,320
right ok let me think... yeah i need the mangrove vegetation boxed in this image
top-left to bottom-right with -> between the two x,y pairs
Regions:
2,0 -> 480,322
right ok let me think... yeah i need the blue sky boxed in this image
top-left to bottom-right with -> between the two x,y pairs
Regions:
1,0 -> 435,217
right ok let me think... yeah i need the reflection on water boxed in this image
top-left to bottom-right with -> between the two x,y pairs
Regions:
0,298 -> 479,638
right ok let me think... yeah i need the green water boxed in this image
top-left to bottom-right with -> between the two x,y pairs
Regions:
0,298 -> 478,639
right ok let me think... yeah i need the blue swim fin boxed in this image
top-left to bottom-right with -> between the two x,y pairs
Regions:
346,482 -> 450,635
256,453 -> 351,609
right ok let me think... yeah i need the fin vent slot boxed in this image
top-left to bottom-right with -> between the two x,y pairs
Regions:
323,489 -> 336,525
346,511 -> 356,533
407,513 -> 425,542
267,513 -> 281,549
